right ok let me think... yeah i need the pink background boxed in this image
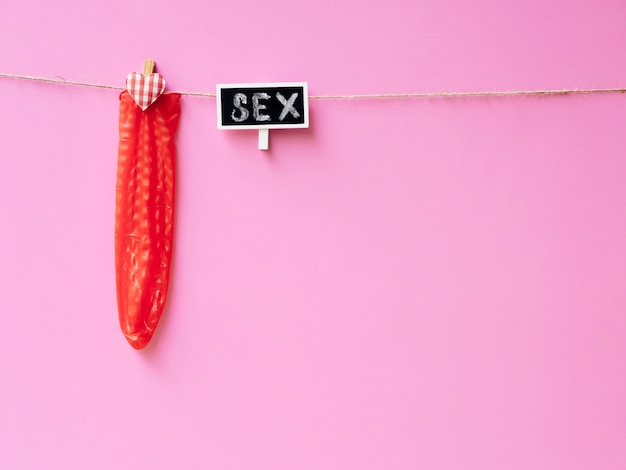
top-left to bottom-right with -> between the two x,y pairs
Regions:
1,1 -> 626,468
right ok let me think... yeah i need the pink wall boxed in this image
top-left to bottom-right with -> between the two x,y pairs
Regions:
1,1 -> 626,468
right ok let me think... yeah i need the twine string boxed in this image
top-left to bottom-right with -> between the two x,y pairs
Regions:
0,71 -> 625,100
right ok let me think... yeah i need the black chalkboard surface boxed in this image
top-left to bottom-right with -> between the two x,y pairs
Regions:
217,82 -> 309,129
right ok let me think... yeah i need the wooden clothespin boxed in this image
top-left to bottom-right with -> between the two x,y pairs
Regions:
144,59 -> 155,76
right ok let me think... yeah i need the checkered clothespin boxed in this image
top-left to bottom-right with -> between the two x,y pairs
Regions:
125,60 -> 166,111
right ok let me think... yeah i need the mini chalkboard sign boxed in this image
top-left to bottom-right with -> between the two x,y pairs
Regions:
216,82 -> 309,150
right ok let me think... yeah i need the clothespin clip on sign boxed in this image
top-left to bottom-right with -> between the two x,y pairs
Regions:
258,128 -> 269,151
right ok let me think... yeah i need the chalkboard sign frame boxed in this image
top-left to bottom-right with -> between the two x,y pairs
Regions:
216,82 -> 309,130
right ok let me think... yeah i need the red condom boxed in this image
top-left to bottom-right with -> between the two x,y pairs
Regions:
115,91 -> 181,349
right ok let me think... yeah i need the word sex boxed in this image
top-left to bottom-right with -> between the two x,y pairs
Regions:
230,91 -> 300,123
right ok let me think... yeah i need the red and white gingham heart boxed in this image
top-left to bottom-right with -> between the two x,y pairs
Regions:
125,72 -> 166,110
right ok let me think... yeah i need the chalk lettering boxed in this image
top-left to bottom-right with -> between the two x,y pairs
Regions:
276,92 -> 300,121
252,92 -> 271,122
217,83 -> 308,129
231,93 -> 249,122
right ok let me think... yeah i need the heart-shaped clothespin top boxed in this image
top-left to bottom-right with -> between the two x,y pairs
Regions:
125,72 -> 166,110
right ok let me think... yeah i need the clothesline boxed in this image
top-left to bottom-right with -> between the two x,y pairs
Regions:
1,72 -> 625,100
